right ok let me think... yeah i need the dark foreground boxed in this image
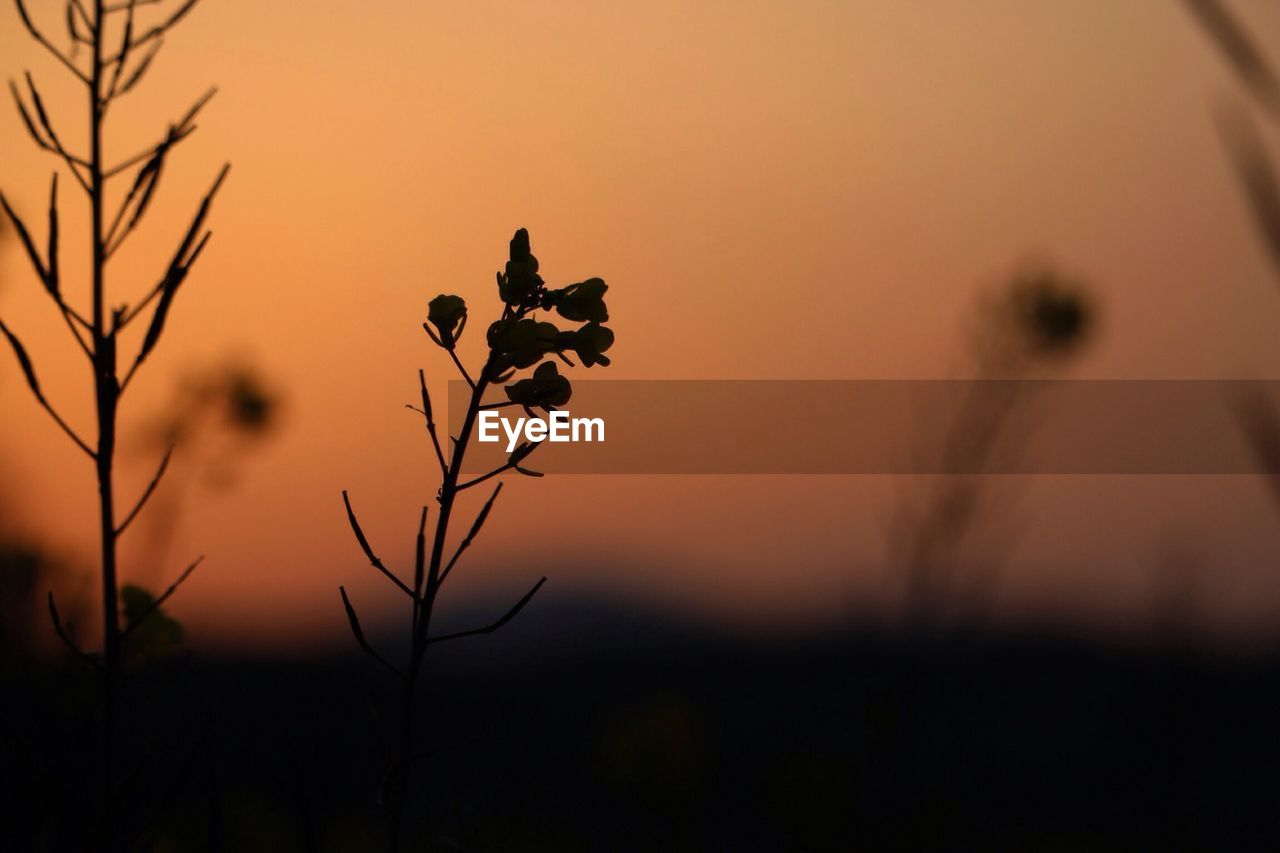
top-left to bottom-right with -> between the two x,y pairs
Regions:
3,594 -> 1278,851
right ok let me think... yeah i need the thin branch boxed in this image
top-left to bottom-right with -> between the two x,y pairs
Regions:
64,9 -> 90,53
447,347 -> 476,390
122,163 -> 229,385
115,445 -> 174,536
104,123 -> 194,179
1216,107 -> 1280,275
339,586 -> 405,681
120,230 -> 208,388
69,0 -> 93,32
13,0 -> 91,84
104,87 -> 214,179
0,318 -> 95,457
121,556 -> 204,639
438,483 -> 502,587
0,188 -> 48,284
414,506 -> 428,597
48,592 -> 99,668
9,76 -> 92,190
105,0 -> 163,10
42,175 -> 94,359
104,0 -> 136,105
44,173 -> 60,296
115,278 -> 163,330
105,128 -> 175,256
57,305 -> 94,359
410,369 -> 448,475
412,505 -> 427,636
342,491 -> 422,602
101,0 -> 201,64
113,35 -> 162,99
1185,0 -> 1280,126
425,577 -> 547,646
106,94 -> 218,254
455,464 -> 513,492
456,439 -> 546,491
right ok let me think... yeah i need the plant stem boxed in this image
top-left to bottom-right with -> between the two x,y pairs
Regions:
89,0 -> 122,833
391,359 -> 493,851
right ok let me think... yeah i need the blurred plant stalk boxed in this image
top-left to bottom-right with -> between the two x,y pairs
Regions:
0,1 -> 226,845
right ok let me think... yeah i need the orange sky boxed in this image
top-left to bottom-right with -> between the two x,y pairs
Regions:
4,0 -> 1280,651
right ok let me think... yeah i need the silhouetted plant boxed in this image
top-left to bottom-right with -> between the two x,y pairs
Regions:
340,227 -> 614,850
891,268 -> 1095,623
0,0 -> 226,844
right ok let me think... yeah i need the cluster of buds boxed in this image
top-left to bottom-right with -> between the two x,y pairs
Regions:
424,228 -> 615,409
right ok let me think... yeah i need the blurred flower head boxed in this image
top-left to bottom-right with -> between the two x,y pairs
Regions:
146,357 -> 282,490
976,266 -> 1097,370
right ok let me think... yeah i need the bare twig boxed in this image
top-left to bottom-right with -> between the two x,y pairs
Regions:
40,175 -> 95,357
342,491 -> 423,602
14,0 -> 91,84
1216,107 -> 1280,275
104,0 -> 137,104
69,0 -> 93,32
456,442 -> 543,490
48,591 -> 99,668
1184,0 -> 1280,125
339,586 -> 405,680
0,318 -> 95,457
0,188 -> 49,284
104,0 -> 164,11
447,347 -> 476,389
408,369 -> 448,475
115,445 -> 174,536
412,506 -> 428,630
438,483 -> 502,586
9,78 -> 93,189
425,577 -> 547,646
101,0 -> 201,64
103,87 -> 213,182
121,556 -> 204,639
113,35 -> 162,99
120,163 -> 228,385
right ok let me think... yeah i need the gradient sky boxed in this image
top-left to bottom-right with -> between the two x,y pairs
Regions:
3,0 -> 1280,651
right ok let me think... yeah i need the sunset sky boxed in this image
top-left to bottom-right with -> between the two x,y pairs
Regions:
4,0 -> 1280,651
